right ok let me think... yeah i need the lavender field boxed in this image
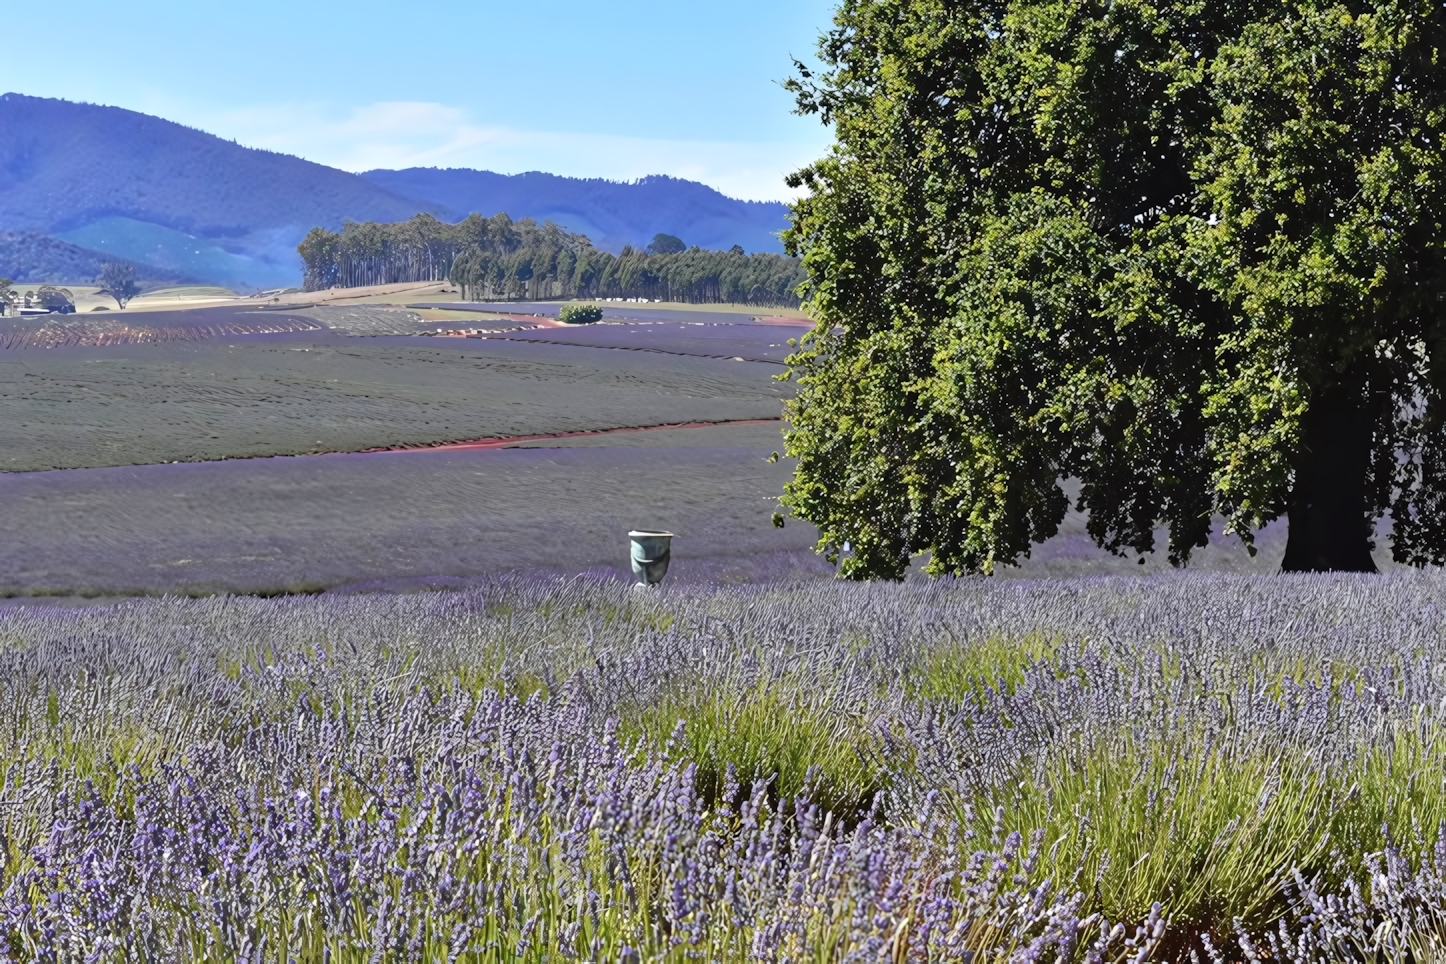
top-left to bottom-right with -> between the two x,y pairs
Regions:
2,572 -> 1445,961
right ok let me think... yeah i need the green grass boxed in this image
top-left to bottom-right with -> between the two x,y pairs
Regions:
907,630 -> 1065,703
623,674 -> 886,814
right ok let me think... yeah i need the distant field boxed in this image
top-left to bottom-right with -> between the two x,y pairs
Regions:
423,299 -> 810,325
0,301 -> 808,596
0,422 -> 816,597
8,278 -> 814,318
9,283 -> 246,313
0,420 -> 1319,598
493,321 -> 801,363
128,284 -> 242,305
0,331 -> 790,472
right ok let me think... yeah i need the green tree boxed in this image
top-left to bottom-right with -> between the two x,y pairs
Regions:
297,227 -> 341,291
781,0 -> 1446,578
96,262 -> 141,308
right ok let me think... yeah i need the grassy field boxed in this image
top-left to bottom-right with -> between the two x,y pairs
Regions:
0,301 -> 815,597
0,331 -> 789,471
0,573 -> 1441,960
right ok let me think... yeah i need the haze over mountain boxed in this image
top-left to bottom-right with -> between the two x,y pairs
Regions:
360,170 -> 788,256
0,232 -> 188,286
0,94 -> 791,290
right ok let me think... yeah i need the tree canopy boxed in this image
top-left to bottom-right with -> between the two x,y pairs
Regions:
647,233 -> 687,255
781,0 -> 1446,578
97,262 -> 140,309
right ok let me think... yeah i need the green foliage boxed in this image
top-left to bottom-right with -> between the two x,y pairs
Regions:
296,226 -> 340,291
558,303 -> 603,324
781,0 -> 1446,577
448,219 -> 804,306
907,631 -> 1062,704
973,723 -> 1446,936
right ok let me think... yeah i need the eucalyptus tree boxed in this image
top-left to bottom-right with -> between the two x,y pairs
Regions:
298,228 -> 340,291
96,262 -> 140,308
781,0 -> 1446,576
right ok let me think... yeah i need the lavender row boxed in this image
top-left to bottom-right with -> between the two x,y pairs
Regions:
0,573 -> 1443,960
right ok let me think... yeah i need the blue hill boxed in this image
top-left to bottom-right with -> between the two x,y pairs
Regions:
0,93 -> 793,289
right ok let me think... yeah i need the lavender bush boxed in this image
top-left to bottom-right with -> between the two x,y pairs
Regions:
1,572 -> 1445,960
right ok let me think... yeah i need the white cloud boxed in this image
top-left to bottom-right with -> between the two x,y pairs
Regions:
203,101 -> 830,203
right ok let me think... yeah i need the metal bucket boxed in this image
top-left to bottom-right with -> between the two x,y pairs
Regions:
629,530 -> 674,586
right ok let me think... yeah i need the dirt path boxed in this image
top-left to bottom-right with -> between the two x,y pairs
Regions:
364,418 -> 783,453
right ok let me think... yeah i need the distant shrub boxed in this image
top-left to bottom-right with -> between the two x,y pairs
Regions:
559,303 -> 603,324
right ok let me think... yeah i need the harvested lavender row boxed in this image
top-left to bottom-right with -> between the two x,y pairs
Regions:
0,318 -> 326,351
1,573 -> 1445,961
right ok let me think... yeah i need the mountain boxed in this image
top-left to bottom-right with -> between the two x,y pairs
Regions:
0,232 -> 187,287
0,93 -> 423,289
0,93 -> 793,289
0,94 -> 420,234
359,169 -> 788,255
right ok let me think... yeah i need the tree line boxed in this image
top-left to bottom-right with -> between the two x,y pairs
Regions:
0,279 -> 75,315
297,213 -> 805,307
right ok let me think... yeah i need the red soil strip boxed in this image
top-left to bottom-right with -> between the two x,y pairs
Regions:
364,418 -> 783,453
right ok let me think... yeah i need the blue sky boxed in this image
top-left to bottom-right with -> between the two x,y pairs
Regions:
0,0 -> 839,201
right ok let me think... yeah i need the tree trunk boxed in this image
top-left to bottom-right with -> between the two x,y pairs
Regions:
1281,371 -> 1378,572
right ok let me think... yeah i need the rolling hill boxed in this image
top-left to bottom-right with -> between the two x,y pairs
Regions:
0,232 -> 187,286
0,93 -> 793,289
0,94 -> 424,289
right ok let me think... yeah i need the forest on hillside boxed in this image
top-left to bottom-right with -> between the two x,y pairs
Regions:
297,213 -> 805,307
